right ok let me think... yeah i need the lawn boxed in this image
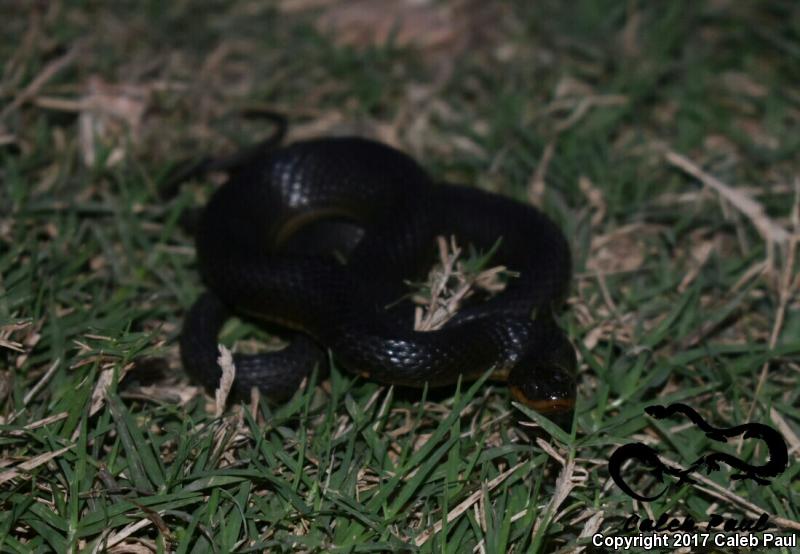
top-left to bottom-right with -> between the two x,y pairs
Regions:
1,1 -> 799,552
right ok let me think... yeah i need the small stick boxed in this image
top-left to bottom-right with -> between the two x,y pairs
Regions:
664,150 -> 789,246
0,43 -> 82,122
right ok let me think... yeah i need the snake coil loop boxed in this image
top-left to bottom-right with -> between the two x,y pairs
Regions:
178,136 -> 576,417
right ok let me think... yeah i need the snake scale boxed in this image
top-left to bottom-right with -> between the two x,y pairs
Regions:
178,136 -> 577,416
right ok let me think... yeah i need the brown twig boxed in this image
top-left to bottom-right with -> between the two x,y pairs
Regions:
413,236 -> 509,331
0,43 -> 83,122
215,345 -> 236,417
528,141 -> 556,207
414,461 -> 527,546
746,179 -> 799,423
664,150 -> 790,247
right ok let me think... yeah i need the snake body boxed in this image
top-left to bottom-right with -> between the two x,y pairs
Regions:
180,137 -> 576,415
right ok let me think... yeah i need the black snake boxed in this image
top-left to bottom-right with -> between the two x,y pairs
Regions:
176,135 -> 576,416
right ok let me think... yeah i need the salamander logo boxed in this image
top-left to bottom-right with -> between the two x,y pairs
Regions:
609,403 -> 788,502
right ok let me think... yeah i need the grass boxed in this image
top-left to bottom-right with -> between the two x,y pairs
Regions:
1,0 -> 799,552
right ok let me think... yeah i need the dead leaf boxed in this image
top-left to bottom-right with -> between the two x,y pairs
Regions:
313,0 -> 456,50
721,71 -> 768,98
586,224 -> 659,274
79,77 -> 150,167
215,345 -> 236,417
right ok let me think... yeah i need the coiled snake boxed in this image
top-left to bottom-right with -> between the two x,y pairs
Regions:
178,135 -> 576,416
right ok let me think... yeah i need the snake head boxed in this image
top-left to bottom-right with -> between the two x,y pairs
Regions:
508,324 -> 577,421
645,405 -> 668,419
